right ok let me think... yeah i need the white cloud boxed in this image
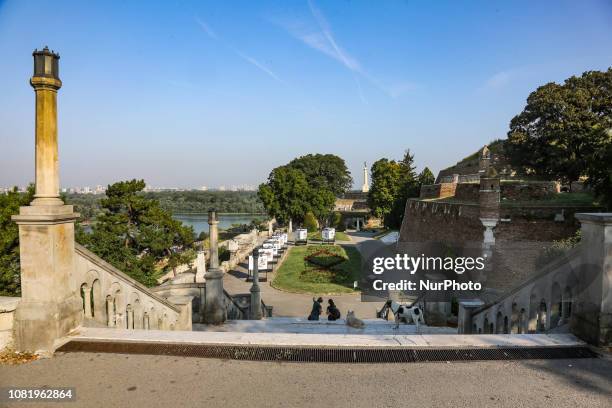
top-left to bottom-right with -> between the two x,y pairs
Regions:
195,16 -> 218,40
269,1 -> 416,101
235,51 -> 284,84
195,17 -> 284,84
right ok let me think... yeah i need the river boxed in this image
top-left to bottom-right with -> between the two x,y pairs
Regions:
173,213 -> 265,235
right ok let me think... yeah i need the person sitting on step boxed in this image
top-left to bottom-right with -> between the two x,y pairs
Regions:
308,297 -> 323,321
326,299 -> 341,321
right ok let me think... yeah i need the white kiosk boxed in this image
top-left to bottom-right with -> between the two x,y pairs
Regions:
322,227 -> 336,244
296,228 -> 308,245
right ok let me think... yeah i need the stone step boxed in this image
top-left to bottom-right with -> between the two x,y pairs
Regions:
63,327 -> 586,350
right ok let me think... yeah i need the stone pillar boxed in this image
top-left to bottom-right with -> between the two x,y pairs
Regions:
268,220 -> 273,237
457,300 -> 484,334
12,47 -> 82,353
288,219 -> 293,234
203,209 -> 226,324
250,250 -> 262,320
83,287 -> 91,318
106,297 -> 115,327
195,251 -> 206,283
571,213 -> 612,346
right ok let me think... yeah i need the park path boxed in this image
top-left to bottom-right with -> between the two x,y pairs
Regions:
222,230 -> 388,319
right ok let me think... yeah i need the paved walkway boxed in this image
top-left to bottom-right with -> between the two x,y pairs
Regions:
223,231 -> 388,319
2,352 -> 610,407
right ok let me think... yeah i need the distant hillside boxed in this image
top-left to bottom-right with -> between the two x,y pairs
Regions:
66,191 -> 264,220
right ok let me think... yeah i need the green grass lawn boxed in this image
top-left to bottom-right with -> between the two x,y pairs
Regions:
306,231 -> 351,241
272,244 -> 361,294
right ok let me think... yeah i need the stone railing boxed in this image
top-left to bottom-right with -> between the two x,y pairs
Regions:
74,244 -> 191,331
460,246 -> 581,335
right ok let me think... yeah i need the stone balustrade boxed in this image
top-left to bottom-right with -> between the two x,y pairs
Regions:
462,246 -> 581,335
460,213 -> 611,346
74,244 -> 191,331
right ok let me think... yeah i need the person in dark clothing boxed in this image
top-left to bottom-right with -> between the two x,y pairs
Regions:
327,299 -> 341,321
308,297 -> 323,320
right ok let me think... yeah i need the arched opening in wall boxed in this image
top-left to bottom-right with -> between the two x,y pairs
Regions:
91,279 -> 103,322
79,283 -> 91,317
538,300 -> 548,332
80,284 -> 86,315
472,323 -> 477,333
563,286 -> 573,321
132,297 -> 142,329
551,282 -> 562,328
503,316 -> 509,334
528,291 -> 539,333
483,317 -> 489,333
489,322 -> 494,334
477,327 -> 482,334
510,302 -> 519,333
495,311 -> 503,334
519,308 -> 526,334
106,295 -> 115,327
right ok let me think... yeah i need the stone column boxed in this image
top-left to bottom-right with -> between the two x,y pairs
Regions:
83,287 -> 91,318
195,251 -> 206,283
572,213 -> 612,346
250,250 -> 262,320
203,209 -> 226,324
12,47 -> 82,353
288,219 -> 293,233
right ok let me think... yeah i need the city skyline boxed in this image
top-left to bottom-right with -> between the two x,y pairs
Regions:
1,0 -> 611,188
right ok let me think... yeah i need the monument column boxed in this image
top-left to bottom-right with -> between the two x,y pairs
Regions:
12,47 -> 82,353
203,209 -> 226,324
249,249 -> 262,320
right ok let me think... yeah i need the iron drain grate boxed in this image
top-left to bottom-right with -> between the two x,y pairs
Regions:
57,340 -> 598,363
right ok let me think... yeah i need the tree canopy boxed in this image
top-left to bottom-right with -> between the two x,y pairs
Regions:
506,68 -> 612,188
368,150 -> 422,228
0,186 -> 34,296
418,167 -> 435,186
258,154 -> 347,227
77,179 -> 195,286
286,154 -> 353,196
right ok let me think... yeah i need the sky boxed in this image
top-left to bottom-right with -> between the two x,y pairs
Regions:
0,0 -> 611,189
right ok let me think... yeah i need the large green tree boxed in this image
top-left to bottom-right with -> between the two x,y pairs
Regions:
258,154 -> 347,227
0,186 -> 34,296
418,167 -> 435,186
286,154 -> 353,196
367,158 -> 403,224
258,167 -> 312,225
586,131 -> 612,210
368,150 -> 422,228
77,179 -> 195,286
506,68 -> 612,189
